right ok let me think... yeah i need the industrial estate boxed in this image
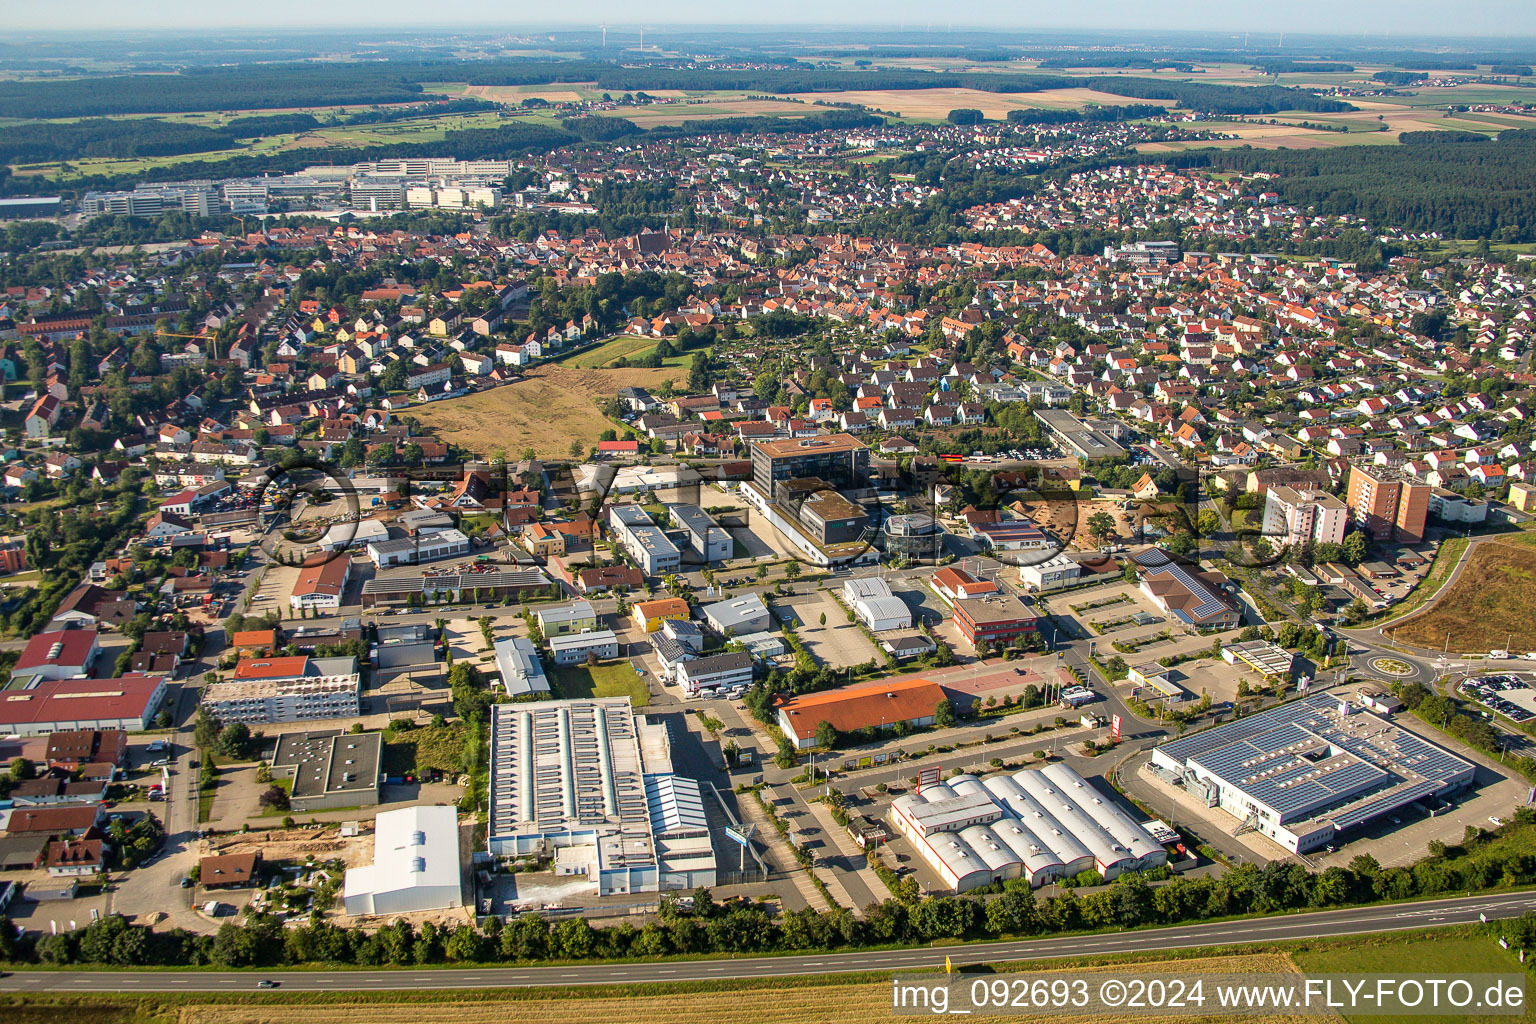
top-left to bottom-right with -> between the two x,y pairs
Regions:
1,14 -> 1536,1021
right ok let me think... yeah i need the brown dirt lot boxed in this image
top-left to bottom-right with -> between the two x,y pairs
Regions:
1392,532 -> 1536,651
409,364 -> 676,459
173,953 -> 1325,1024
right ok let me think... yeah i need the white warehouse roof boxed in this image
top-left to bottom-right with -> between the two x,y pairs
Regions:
342,804 -> 462,917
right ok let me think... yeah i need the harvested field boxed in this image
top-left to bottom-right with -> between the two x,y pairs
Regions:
1392,532 -> 1536,651
798,86 -> 1174,120
172,953 -> 1324,1024
409,364 -> 674,459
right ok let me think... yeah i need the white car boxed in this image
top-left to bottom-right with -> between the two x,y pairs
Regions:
1490,816 -> 1504,827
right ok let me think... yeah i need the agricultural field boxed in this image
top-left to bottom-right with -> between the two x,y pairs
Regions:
407,363 -> 673,459
104,952 -> 1317,1024
1392,531 -> 1536,651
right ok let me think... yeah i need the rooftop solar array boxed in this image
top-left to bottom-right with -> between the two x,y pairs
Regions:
1134,549 -> 1230,623
1155,693 -> 1475,831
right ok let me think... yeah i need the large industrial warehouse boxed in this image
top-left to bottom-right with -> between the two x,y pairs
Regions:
890,763 -> 1166,892
1149,692 -> 1476,854
486,698 -> 716,895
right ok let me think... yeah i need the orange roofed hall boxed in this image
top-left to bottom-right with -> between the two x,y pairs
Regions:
777,676 -> 948,749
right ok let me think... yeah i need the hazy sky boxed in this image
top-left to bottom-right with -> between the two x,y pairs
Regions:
11,1 -> 1536,37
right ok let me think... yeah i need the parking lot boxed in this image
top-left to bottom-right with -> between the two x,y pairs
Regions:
772,590 -> 882,670
1461,673 -> 1536,723
245,563 -> 301,616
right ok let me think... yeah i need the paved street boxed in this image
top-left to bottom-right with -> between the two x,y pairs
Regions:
4,889 -> 1533,992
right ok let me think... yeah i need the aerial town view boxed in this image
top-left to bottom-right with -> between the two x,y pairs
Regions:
4,3 -> 1536,1022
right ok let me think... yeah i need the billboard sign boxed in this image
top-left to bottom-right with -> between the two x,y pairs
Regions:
917,764 -> 942,791
1110,714 -> 1122,742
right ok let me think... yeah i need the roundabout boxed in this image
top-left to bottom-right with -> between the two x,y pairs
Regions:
1370,656 -> 1415,677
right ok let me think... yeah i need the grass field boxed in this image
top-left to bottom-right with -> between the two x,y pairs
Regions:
407,363 -> 674,459
381,722 -> 467,776
1291,935 -> 1531,1024
1392,532 -> 1536,650
563,334 -> 691,369
550,661 -> 650,707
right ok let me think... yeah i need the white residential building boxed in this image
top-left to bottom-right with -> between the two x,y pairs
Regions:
1261,485 -> 1348,549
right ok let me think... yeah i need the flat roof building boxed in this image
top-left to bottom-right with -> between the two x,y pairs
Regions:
669,504 -> 732,565
1037,409 -> 1127,461
1263,485 -> 1347,550
367,530 -> 470,568
952,592 -> 1037,650
270,730 -> 381,812
486,698 -> 716,895
202,656 -> 360,725
1347,464 -> 1430,544
547,629 -> 621,665
750,433 -> 869,494
1150,692 -> 1474,854
1222,640 -> 1296,682
608,504 -> 682,576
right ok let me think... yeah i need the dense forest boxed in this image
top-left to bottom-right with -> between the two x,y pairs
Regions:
0,62 -> 431,118
1142,130 -> 1536,241
0,119 -> 239,163
0,122 -> 583,198
1006,103 -> 1164,125
0,58 -> 1353,120
0,97 -> 507,166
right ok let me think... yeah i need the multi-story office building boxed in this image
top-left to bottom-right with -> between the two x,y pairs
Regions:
81,183 -> 217,218
348,177 -> 406,210
952,592 -> 1037,650
750,433 -> 869,494
201,656 -> 360,725
1347,465 -> 1430,542
1262,485 -> 1348,549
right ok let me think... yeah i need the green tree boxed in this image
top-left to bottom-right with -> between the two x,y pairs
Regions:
933,698 -> 956,729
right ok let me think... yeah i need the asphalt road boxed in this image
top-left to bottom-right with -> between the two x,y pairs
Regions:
5,890 -> 1533,993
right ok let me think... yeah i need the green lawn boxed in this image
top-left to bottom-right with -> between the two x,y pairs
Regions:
1292,935 -> 1533,1024
563,333 -> 692,369
566,334 -> 657,368
551,660 -> 650,707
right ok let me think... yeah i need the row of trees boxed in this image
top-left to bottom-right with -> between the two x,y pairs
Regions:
9,817 -> 1536,966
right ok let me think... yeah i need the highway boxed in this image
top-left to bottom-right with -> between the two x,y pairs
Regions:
4,890 -> 1534,993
